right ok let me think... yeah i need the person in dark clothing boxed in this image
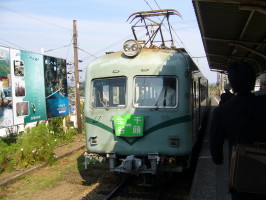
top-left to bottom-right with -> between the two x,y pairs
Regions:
210,62 -> 266,200
219,84 -> 234,105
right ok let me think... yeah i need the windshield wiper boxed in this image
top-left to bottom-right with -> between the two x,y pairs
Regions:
98,91 -> 109,110
155,97 -> 166,109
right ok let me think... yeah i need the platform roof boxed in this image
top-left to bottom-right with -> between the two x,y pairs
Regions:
192,0 -> 266,75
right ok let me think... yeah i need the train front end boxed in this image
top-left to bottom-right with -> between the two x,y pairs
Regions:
84,39 -> 201,174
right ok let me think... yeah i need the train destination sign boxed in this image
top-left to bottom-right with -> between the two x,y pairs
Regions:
114,114 -> 144,137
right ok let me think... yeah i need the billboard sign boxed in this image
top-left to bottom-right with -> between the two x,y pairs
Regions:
10,49 -> 47,124
44,56 -> 69,118
0,46 -> 69,128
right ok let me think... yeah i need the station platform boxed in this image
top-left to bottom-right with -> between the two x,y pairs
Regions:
189,97 -> 232,200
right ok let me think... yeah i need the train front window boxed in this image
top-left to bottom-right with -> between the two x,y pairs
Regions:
134,76 -> 177,108
92,77 -> 126,108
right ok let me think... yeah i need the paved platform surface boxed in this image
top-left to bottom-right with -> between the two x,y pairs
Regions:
0,134 -> 86,187
189,97 -> 231,200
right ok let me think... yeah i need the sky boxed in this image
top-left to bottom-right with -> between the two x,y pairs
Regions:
0,0 -> 217,83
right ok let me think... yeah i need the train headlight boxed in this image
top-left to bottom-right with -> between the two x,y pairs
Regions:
123,39 -> 141,57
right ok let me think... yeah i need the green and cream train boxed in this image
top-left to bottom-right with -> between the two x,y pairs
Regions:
84,10 -> 209,175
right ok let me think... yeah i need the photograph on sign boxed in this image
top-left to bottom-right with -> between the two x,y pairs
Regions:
16,101 -> 29,117
15,78 -> 25,97
14,60 -> 24,77
0,46 -> 13,128
44,56 -> 69,118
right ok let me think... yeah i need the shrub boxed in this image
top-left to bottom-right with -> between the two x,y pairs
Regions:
16,123 -> 56,167
0,123 -> 56,172
0,119 -> 80,173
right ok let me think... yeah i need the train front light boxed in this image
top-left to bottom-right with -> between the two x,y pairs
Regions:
123,39 -> 141,57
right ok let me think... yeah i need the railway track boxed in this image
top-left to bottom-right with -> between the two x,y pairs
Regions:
104,175 -> 130,200
81,171 -> 194,200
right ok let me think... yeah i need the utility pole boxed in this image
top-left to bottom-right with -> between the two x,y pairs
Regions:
73,20 -> 82,134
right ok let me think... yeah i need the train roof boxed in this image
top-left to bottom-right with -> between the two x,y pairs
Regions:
87,46 -> 207,82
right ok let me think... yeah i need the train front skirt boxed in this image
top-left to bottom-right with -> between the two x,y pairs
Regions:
106,152 -> 185,174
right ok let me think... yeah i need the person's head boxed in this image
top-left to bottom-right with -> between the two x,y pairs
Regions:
224,84 -> 231,92
164,78 -> 176,89
259,73 -> 266,89
227,62 -> 256,94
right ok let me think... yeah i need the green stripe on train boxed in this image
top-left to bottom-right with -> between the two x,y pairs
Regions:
85,115 -> 192,145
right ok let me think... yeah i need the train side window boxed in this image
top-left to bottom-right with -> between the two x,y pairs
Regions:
200,81 -> 208,106
91,77 -> 126,108
193,81 -> 199,108
134,76 -> 177,108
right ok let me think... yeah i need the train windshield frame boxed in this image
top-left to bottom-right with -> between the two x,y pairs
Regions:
91,77 -> 127,109
134,76 -> 178,108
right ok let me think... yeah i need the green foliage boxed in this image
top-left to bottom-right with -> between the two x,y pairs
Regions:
67,128 -> 78,137
0,139 -> 16,173
17,123 -> 56,167
79,81 -> 85,97
47,116 -> 64,135
0,120 -> 79,174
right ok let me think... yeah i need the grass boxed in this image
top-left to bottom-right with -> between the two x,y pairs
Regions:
0,151 -> 85,200
0,119 -> 79,174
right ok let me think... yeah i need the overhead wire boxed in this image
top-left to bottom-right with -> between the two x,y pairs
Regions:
143,0 -> 182,47
79,27 -> 146,64
0,42 -> 8,47
78,48 -> 98,58
0,36 -> 29,51
0,6 -> 72,31
44,43 -> 72,53
144,0 -> 153,10
0,5 -> 73,54
170,25 -> 191,54
153,0 -> 184,48
153,0 -> 162,10
147,0 -> 196,70
150,0 -> 193,55
65,37 -> 73,61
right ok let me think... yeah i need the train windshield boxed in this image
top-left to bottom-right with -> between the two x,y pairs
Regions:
134,76 -> 177,108
92,77 -> 126,108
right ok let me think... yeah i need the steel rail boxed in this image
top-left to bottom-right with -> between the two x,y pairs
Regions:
104,175 -> 130,200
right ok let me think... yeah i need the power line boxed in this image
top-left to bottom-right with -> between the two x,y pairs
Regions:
154,0 -> 162,10
78,48 -> 98,58
43,43 -> 72,53
0,36 -> 29,51
78,30 -> 149,72
144,0 -> 153,10
65,37 -> 73,61
142,0 -> 183,47
170,25 -> 190,52
147,0 -> 191,54
0,41 -> 10,47
80,28 -> 146,62
0,6 -> 72,31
